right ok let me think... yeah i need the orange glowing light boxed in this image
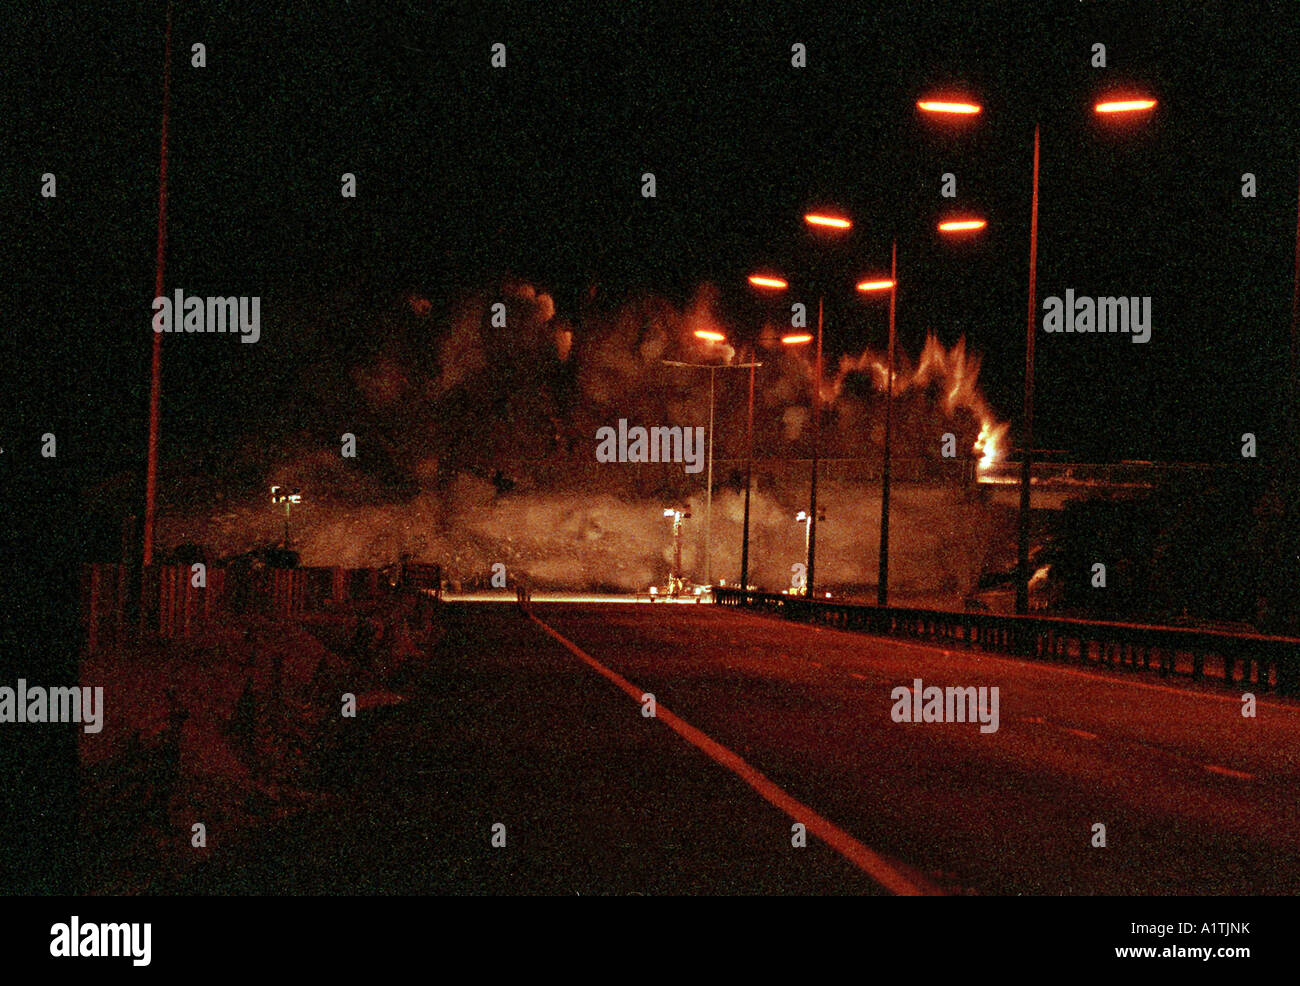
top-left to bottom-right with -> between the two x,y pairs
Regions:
938,219 -> 987,232
694,329 -> 727,342
747,274 -> 788,290
973,420 -> 1006,471
855,279 -> 895,292
781,333 -> 814,345
1094,99 -> 1157,114
804,213 -> 852,230
917,100 -> 982,115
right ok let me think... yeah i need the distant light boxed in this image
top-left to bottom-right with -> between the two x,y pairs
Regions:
917,100 -> 981,115
694,329 -> 727,342
781,333 -> 814,345
796,510 -> 808,521
856,279 -> 895,292
804,213 -> 852,230
937,219 -> 987,233
748,274 -> 788,290
1095,99 -> 1157,114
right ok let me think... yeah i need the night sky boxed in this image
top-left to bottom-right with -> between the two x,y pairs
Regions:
10,0 -> 1300,481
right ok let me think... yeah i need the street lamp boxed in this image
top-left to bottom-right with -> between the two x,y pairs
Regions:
269,485 -> 302,550
760,214 -> 983,607
664,335 -> 761,587
855,260 -> 898,606
747,269 -> 827,597
858,219 -> 984,606
919,91 -> 1155,613
937,218 -> 988,233
799,210 -> 853,600
663,506 -> 691,596
794,508 -> 826,581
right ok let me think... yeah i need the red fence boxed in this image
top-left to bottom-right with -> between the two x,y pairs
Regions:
80,563 -> 394,654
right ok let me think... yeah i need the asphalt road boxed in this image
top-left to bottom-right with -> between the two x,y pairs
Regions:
171,601 -> 1300,895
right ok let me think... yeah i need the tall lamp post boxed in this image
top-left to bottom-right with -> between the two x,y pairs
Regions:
664,338 -> 760,587
862,220 -> 985,606
746,274 -> 823,595
662,507 -> 690,595
270,486 -> 302,550
918,94 -> 1155,614
798,213 -> 855,599
143,4 -> 174,567
699,307 -> 771,593
855,265 -> 898,606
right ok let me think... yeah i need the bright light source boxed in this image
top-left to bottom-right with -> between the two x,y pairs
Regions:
917,100 -> 981,115
795,510 -> 808,522
856,278 -> 895,292
937,219 -> 987,232
748,274 -> 788,290
1095,99 -> 1157,114
781,333 -> 813,345
694,329 -> 727,342
804,213 -> 852,230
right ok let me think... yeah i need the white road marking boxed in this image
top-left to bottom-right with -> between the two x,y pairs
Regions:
528,611 -> 941,896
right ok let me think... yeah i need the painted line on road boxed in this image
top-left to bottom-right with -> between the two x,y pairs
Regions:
527,611 -> 941,896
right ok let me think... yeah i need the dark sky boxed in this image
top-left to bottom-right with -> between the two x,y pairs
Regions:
11,0 -> 1300,481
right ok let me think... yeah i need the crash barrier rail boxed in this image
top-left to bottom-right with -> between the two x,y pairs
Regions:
81,562 -> 393,653
713,588 -> 1300,697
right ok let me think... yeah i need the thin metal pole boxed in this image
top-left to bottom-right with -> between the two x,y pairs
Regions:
1017,124 -> 1041,615
676,517 -> 686,587
1291,158 -> 1300,464
143,3 -> 174,566
878,239 -> 897,606
807,295 -> 823,599
740,351 -> 755,590
706,367 -> 715,585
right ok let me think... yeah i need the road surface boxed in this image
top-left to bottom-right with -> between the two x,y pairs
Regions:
170,601 -> 1300,894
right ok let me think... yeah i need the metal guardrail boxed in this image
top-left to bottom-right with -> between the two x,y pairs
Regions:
713,588 -> 1300,697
